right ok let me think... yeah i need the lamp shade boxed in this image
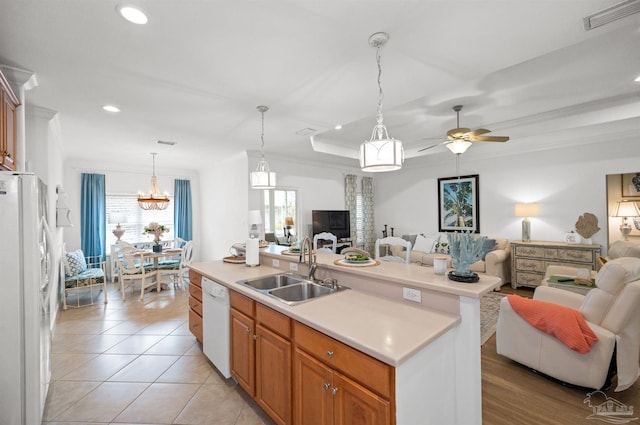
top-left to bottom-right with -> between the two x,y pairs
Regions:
514,203 -> 540,218
248,210 -> 263,225
613,200 -> 640,217
446,140 -> 472,155
108,211 -> 127,224
284,216 -> 294,226
359,138 -> 403,172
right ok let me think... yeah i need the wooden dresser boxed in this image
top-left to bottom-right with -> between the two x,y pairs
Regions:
510,240 -> 600,289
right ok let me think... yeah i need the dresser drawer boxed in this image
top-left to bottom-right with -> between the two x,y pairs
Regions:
294,321 -> 392,398
543,248 -> 558,259
557,249 -> 594,263
514,245 -> 544,258
515,271 -> 544,287
189,282 -> 202,303
515,258 -> 545,273
189,308 -> 203,343
230,290 -> 255,317
256,303 -> 291,339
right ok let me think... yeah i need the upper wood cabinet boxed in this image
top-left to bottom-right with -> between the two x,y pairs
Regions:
0,69 -> 19,172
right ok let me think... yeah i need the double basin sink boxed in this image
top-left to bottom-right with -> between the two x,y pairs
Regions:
236,273 -> 342,306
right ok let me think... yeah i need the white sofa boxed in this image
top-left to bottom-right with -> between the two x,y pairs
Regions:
388,233 -> 511,285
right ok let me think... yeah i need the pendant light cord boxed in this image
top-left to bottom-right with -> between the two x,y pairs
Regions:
375,45 -> 384,125
260,109 -> 265,158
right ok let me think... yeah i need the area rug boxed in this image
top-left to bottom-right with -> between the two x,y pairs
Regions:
480,291 -> 506,345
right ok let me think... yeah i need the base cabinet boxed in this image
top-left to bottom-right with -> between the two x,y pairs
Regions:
188,270 -> 203,343
230,290 -> 292,425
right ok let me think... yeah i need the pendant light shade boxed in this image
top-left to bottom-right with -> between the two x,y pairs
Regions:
250,105 -> 276,189
138,153 -> 169,210
446,140 -> 473,155
359,32 -> 404,172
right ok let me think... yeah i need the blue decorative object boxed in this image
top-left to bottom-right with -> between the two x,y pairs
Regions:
447,232 -> 486,280
153,244 -> 163,253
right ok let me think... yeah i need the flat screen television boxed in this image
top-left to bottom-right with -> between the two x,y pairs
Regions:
312,210 -> 350,239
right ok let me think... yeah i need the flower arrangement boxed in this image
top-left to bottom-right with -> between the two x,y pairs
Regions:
143,222 -> 169,243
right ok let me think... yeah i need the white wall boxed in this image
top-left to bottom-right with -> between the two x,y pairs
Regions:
375,137 -> 639,255
62,159 -> 201,258
247,153 -> 361,240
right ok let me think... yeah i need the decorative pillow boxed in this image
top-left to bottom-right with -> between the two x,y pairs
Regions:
434,233 -> 450,254
481,239 -> 497,260
65,250 -> 87,277
413,234 -> 437,253
401,234 -> 418,248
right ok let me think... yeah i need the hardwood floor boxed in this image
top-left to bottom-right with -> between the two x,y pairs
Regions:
481,285 -> 640,425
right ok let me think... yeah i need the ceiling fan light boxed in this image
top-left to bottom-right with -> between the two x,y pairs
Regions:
446,140 -> 473,154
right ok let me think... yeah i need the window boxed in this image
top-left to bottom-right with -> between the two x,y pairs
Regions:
356,192 -> 364,247
105,194 -> 174,250
263,189 -> 297,237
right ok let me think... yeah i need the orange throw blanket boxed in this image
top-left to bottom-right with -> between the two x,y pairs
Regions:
507,295 -> 598,353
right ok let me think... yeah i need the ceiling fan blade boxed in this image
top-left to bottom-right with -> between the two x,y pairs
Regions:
468,128 -> 491,136
447,127 -> 471,138
418,143 -> 442,152
469,135 -> 510,142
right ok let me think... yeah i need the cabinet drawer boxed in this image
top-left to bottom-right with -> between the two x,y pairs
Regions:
543,248 -> 557,259
189,282 -> 202,303
294,322 -> 392,398
557,249 -> 594,263
189,295 -> 202,317
256,303 -> 291,339
189,269 -> 202,287
230,290 -> 255,317
515,258 -> 545,273
189,308 -> 203,343
514,245 -> 544,258
515,271 -> 543,287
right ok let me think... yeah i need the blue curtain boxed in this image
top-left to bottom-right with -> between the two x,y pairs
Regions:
174,179 -> 193,241
81,173 -> 106,260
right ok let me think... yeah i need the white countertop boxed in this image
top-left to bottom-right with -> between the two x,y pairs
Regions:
191,247 -> 506,368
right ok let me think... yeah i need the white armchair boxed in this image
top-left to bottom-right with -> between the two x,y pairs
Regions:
496,257 -> 640,391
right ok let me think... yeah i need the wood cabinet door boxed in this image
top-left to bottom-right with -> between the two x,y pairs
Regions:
333,372 -> 390,425
230,308 -> 255,396
256,324 -> 291,425
2,92 -> 16,170
294,348 -> 333,425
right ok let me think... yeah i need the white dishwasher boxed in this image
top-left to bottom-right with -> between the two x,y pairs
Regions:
201,276 -> 231,378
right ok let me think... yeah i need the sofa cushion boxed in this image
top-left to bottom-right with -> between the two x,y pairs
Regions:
608,240 -> 640,259
481,239 -> 497,260
401,234 -> 418,248
413,234 -> 437,253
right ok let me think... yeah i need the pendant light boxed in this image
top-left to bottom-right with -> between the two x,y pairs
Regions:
359,32 -> 404,172
250,105 -> 276,189
138,152 -> 169,210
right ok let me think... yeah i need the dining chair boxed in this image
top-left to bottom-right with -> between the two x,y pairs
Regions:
116,245 -> 159,300
313,232 -> 338,253
158,241 -> 193,290
375,236 -> 412,264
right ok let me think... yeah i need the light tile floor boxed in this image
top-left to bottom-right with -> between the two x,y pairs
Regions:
44,283 -> 274,425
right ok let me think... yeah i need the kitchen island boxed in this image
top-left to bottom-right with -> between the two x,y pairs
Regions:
189,245 -> 502,425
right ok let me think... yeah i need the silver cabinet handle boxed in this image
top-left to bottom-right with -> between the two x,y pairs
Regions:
253,334 -> 257,340
327,350 -> 334,358
323,382 -> 330,390
331,387 -> 339,395
246,327 -> 251,334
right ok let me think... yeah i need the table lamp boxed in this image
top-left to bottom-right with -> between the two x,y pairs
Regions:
284,216 -> 294,243
108,212 -> 127,241
612,200 -> 640,241
514,203 -> 539,242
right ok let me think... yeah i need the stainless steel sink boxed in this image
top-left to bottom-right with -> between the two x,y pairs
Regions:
268,281 -> 336,305
238,273 -> 304,290
236,273 -> 343,306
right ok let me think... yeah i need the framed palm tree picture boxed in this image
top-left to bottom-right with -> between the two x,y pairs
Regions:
438,174 -> 479,233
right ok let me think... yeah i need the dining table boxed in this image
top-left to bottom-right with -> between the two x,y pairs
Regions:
140,247 -> 183,288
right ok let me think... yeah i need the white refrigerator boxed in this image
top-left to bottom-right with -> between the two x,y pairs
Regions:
0,172 -> 53,425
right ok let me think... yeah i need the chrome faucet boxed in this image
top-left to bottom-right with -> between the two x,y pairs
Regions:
299,237 -> 317,281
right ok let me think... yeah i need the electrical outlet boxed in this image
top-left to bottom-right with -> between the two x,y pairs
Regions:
272,259 -> 280,268
289,262 -> 298,272
402,287 -> 422,303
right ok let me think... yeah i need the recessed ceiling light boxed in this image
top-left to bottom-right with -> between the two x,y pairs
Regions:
334,125 -> 342,130
117,5 -> 148,25
102,105 -> 121,113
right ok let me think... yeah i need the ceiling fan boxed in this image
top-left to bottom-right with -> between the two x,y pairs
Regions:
419,105 -> 510,154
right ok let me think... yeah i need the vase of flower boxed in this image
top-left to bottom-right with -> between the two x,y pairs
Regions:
447,232 -> 485,282
144,222 -> 169,252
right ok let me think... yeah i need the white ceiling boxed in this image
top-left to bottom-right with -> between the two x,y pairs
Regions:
1,0 -> 639,171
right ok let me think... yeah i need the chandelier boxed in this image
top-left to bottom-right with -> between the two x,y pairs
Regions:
138,152 -> 169,210
359,32 -> 404,172
250,105 -> 276,189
